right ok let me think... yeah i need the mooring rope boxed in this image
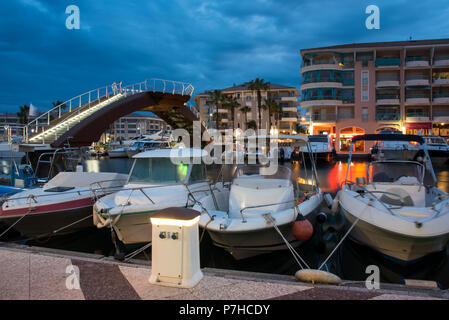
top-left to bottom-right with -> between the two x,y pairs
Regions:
264,213 -> 310,270
318,197 -> 372,270
124,242 -> 152,262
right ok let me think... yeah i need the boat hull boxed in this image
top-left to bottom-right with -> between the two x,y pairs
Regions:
205,214 -> 316,260
341,205 -> 449,263
0,204 -> 93,238
203,196 -> 323,260
110,211 -> 156,244
108,150 -> 128,158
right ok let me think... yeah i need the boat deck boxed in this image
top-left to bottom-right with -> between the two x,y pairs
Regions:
0,243 -> 447,300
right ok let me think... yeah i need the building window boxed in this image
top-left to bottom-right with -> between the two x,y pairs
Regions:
362,108 -> 368,122
361,70 -> 369,101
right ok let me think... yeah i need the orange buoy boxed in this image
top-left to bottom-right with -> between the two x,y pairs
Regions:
292,217 -> 313,242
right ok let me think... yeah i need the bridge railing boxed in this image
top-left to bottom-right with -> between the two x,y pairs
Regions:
25,84 -> 119,143
121,78 -> 195,97
12,79 -> 194,144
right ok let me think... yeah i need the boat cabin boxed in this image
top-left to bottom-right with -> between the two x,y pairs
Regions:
128,149 -> 207,185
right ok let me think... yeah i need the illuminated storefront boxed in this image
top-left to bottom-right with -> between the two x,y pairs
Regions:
405,122 -> 432,135
339,127 -> 365,152
433,123 -> 449,137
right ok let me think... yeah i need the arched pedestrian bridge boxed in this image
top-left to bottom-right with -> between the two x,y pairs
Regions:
11,79 -> 202,148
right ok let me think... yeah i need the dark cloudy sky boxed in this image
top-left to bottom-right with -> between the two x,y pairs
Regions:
1,0 -> 449,113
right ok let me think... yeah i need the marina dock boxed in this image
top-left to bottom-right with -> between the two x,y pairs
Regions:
1,243 -> 447,300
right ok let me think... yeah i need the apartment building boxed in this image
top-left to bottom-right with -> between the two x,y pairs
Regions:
102,112 -> 169,141
300,38 -> 449,154
193,82 -> 300,134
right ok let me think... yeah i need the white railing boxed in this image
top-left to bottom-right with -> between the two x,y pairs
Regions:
121,78 -> 195,96
10,78 -> 194,144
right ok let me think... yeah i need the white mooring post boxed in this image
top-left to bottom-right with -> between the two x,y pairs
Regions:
149,207 -> 203,288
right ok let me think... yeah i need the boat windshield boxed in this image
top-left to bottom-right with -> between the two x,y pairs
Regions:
424,137 -> 446,144
128,158 -> 206,184
308,135 -> 329,143
233,164 -> 291,180
375,141 -> 415,149
370,161 -> 423,184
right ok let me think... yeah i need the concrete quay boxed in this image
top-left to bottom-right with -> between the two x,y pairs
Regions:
0,243 -> 448,301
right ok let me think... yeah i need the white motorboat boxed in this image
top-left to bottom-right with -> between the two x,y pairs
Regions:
337,134 -> 449,263
300,135 -> 334,162
422,135 -> 449,166
370,133 -> 420,161
93,148 -> 220,245
0,172 -> 127,238
193,135 -> 325,260
107,147 -> 129,158
126,140 -> 170,159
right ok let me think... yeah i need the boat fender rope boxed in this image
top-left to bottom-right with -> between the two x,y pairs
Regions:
200,215 -> 215,243
264,213 -> 310,270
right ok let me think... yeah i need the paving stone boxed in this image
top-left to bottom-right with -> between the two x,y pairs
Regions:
0,250 -> 30,300
30,254 -> 84,300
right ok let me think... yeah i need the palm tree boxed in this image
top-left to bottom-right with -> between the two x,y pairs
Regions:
239,105 -> 251,129
223,96 -> 241,131
17,105 -> 30,124
206,90 -> 225,130
212,112 -> 223,130
248,78 -> 270,132
246,120 -> 257,131
264,98 -> 281,131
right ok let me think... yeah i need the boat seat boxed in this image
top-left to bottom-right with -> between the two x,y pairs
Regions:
380,187 -> 414,207
228,178 -> 294,218
233,177 -> 290,189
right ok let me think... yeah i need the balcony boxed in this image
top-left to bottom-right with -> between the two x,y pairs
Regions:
433,55 -> 449,67
300,79 -> 342,90
282,106 -> 298,112
405,111 -> 430,122
406,56 -> 430,68
300,96 -> 342,107
280,96 -> 299,102
433,77 -> 449,86
337,112 -> 355,120
376,94 -> 400,105
433,93 -> 449,104
311,113 -> 337,122
217,108 -> 229,113
376,113 -> 401,121
376,57 -> 401,68
376,78 -> 400,88
301,62 -> 342,73
405,93 -> 430,105
405,75 -> 430,87
433,110 -> 449,122
280,116 -> 298,122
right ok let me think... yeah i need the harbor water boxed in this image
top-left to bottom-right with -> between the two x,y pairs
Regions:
13,157 -> 449,288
